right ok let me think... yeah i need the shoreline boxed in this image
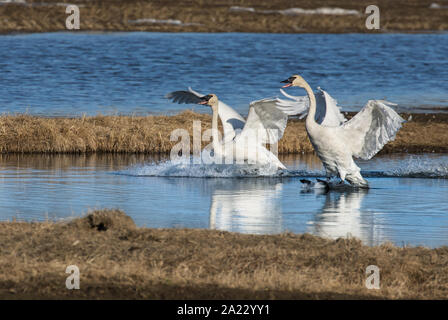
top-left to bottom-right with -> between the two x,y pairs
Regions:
0,111 -> 447,154
2,30 -> 448,36
1,210 -> 447,299
0,0 -> 446,34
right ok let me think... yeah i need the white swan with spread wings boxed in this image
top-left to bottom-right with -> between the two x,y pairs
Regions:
279,75 -> 405,187
166,88 -> 296,169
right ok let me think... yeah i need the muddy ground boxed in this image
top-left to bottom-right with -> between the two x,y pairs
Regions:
0,210 -> 447,299
0,0 -> 447,34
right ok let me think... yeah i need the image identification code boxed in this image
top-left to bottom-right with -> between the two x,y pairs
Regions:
177,304 -> 269,317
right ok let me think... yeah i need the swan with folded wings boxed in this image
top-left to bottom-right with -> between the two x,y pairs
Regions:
279,75 -> 405,188
165,88 -> 296,169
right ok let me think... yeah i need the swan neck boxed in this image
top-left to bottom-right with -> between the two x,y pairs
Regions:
211,105 -> 220,151
304,83 -> 317,125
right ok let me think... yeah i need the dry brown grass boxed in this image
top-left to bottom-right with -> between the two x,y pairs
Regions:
0,209 -> 447,299
0,111 -> 210,154
0,0 -> 447,34
0,112 -> 447,154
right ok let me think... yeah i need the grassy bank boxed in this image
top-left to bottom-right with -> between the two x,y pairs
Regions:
0,0 -> 447,34
0,209 -> 447,299
0,111 -> 447,154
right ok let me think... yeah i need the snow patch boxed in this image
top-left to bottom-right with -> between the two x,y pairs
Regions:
229,6 -> 256,13
229,6 -> 360,16
128,18 -> 201,26
0,0 -> 26,4
430,3 -> 448,9
279,7 -> 360,16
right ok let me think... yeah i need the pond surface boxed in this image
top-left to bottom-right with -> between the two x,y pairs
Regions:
0,153 -> 447,248
0,32 -> 447,248
0,32 -> 447,116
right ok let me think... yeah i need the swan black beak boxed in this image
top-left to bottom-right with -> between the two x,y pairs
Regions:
198,95 -> 212,105
281,77 -> 295,88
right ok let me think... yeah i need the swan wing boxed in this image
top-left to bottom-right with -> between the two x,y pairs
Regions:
341,100 -> 405,160
315,87 -> 347,126
276,88 -> 346,126
216,101 -> 246,142
165,89 -> 202,104
237,98 -> 289,145
165,88 -> 246,142
276,89 -> 309,119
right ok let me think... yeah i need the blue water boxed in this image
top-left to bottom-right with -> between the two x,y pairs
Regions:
0,32 -> 447,116
0,153 -> 447,247
0,32 -> 447,248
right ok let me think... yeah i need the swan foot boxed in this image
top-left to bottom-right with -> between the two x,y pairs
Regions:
316,178 -> 332,192
300,177 -> 369,193
300,179 -> 312,185
347,179 -> 369,189
300,178 -> 330,193
299,179 -> 316,193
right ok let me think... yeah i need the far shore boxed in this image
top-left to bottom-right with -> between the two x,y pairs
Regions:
0,111 -> 447,154
0,0 -> 446,34
0,209 -> 447,299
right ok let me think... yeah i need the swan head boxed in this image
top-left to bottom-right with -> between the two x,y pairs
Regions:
198,94 -> 218,108
281,75 -> 307,88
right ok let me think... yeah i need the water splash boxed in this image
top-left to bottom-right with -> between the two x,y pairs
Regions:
119,155 -> 448,179
122,160 -> 282,178
365,156 -> 448,178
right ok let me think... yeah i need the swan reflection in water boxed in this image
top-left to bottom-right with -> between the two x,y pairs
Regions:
306,188 -> 385,246
208,178 -> 283,234
206,178 -> 384,244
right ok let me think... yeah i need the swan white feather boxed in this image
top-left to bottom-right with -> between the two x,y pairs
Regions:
236,98 -> 288,145
281,75 -> 405,187
277,87 -> 346,126
341,100 -> 403,160
166,90 -> 290,169
166,88 -> 246,142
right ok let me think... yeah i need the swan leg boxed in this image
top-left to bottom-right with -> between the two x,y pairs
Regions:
337,169 -> 347,185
